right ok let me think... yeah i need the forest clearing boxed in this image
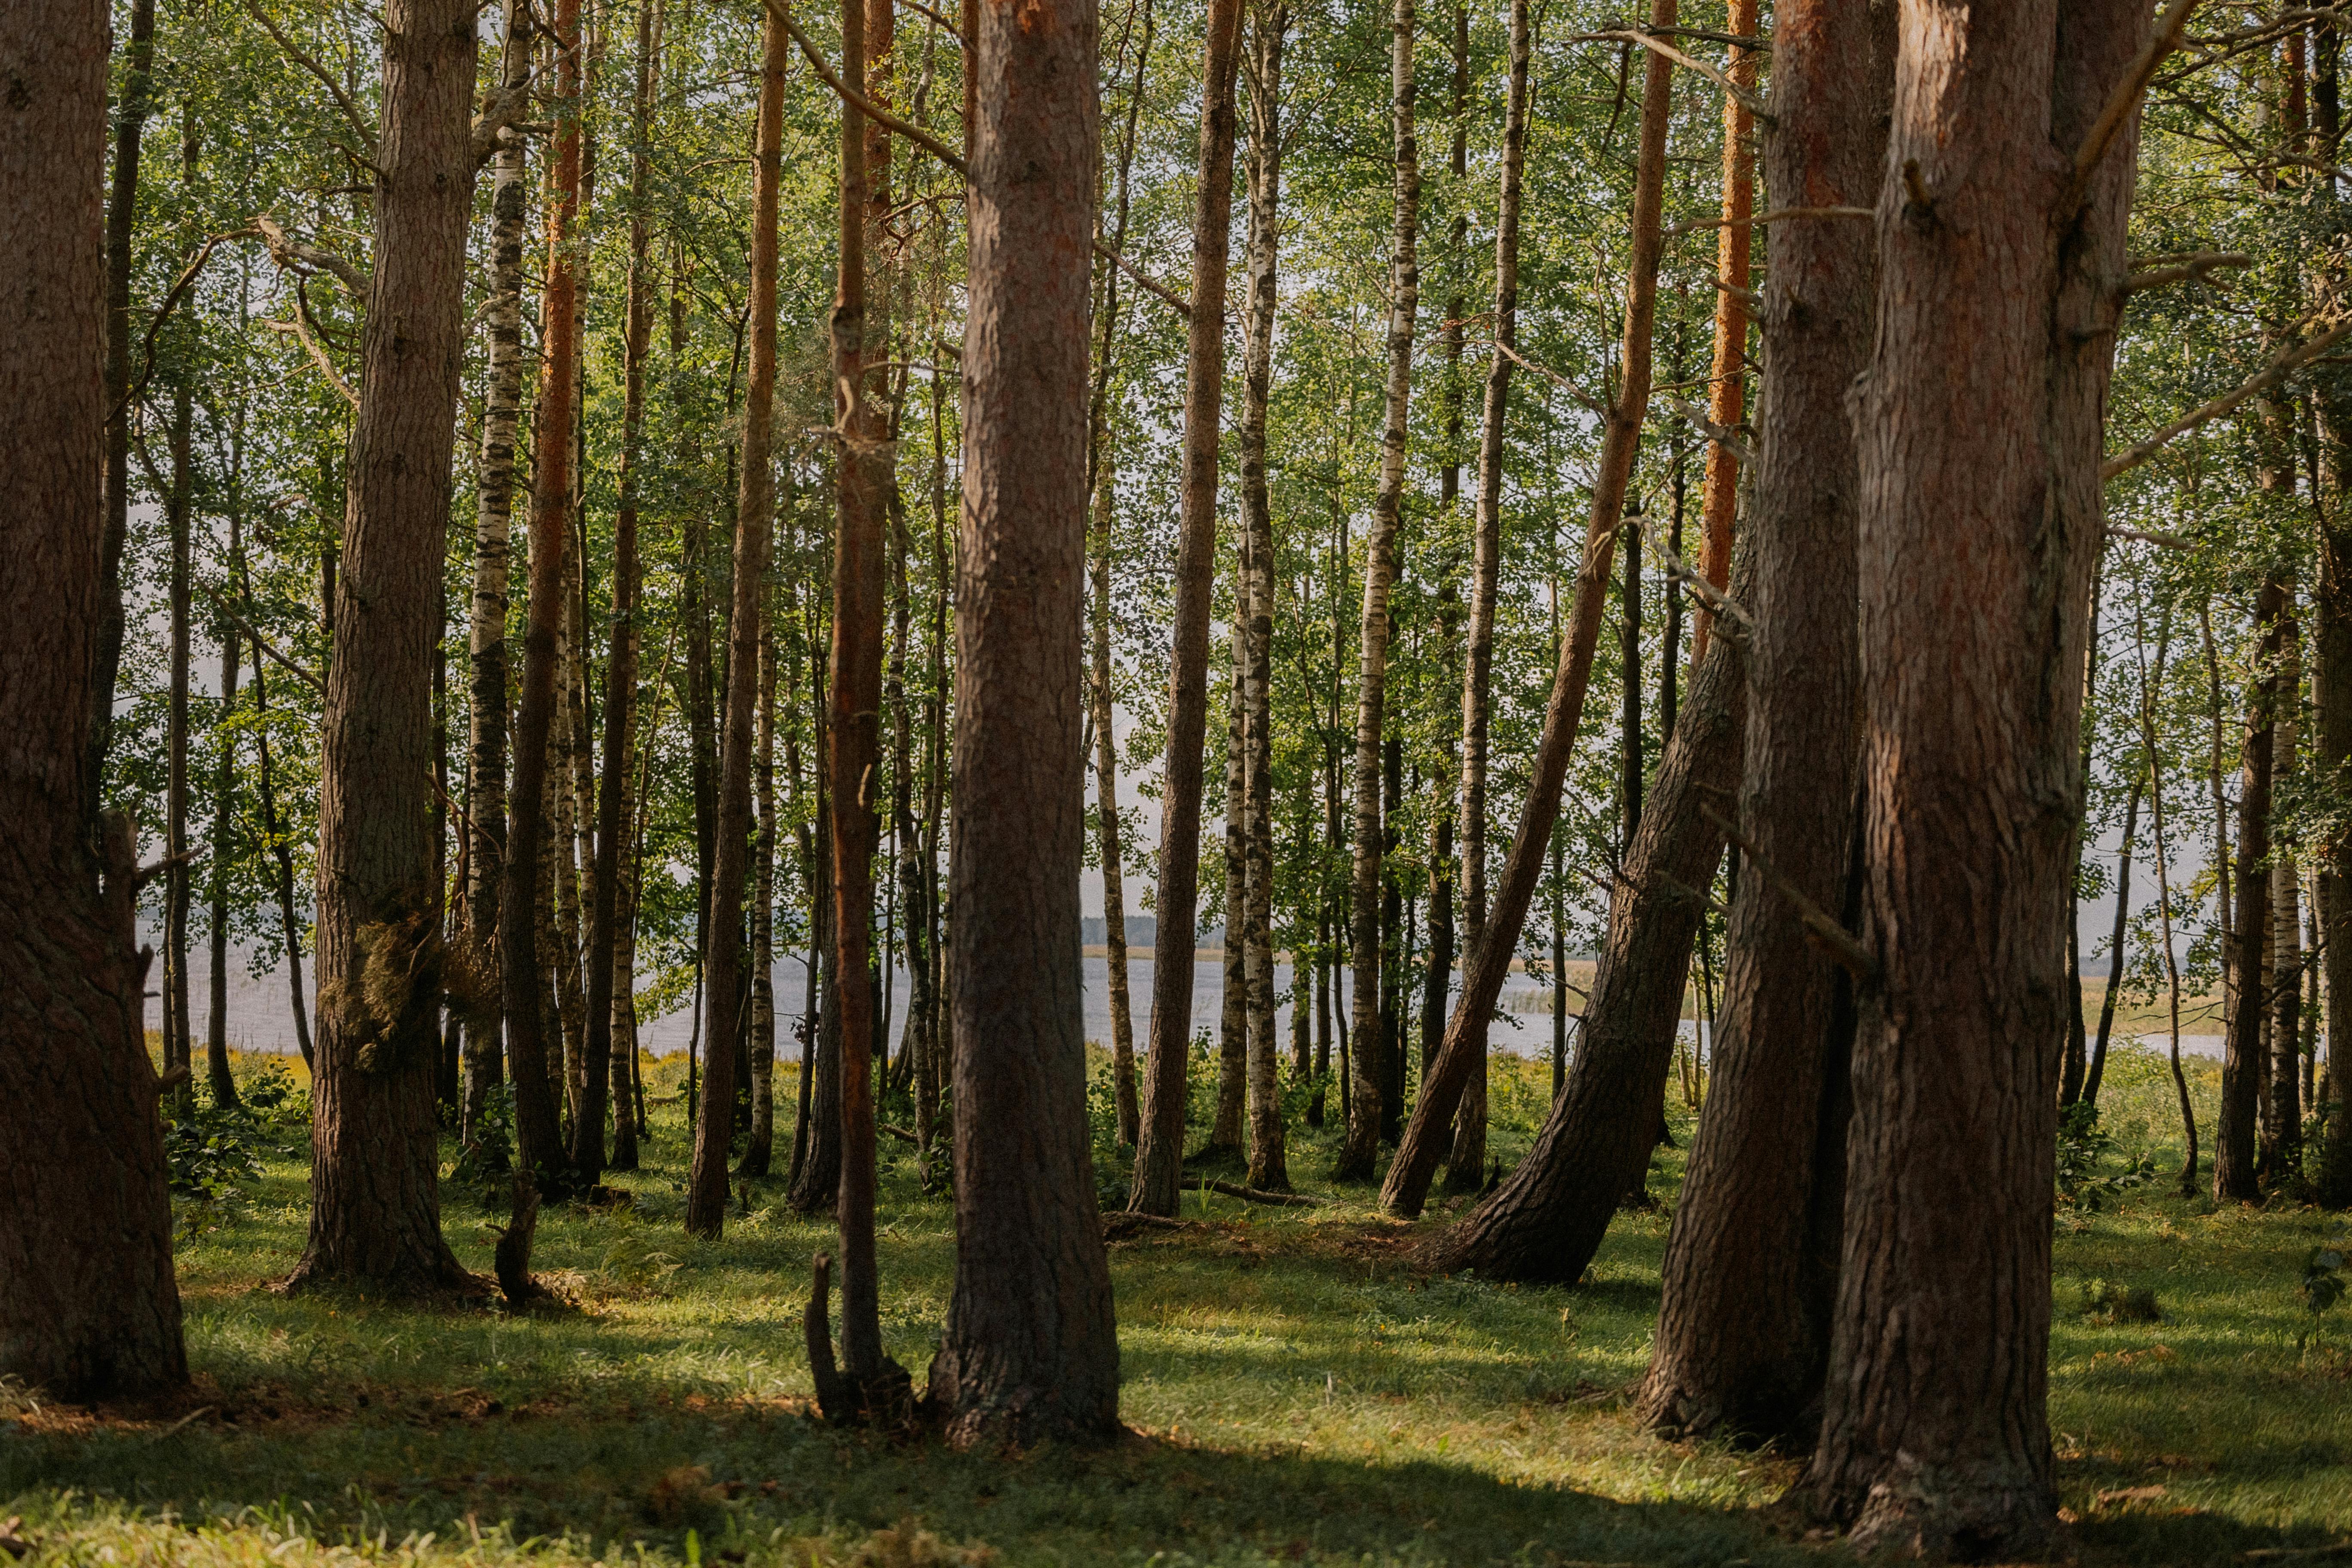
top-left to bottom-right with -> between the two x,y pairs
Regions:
14,0 -> 2352,1554
5,1047 -> 2349,1568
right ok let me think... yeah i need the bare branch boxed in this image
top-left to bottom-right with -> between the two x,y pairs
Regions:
471,77 -> 537,165
1489,337 -> 1607,416
254,212 -> 371,298
2064,0 -> 2202,214
2104,524 -> 2194,551
1700,806 -> 1876,981
1660,396 -> 1757,466
113,229 -> 254,423
2102,316 -> 2352,481
1579,28 -> 1772,122
1666,204 -> 1871,239
1099,242 -> 1193,321
244,0 -> 379,162
894,0 -> 967,45
208,590 -> 327,698
1636,521 -> 1755,643
2122,249 -> 2249,294
265,285 -> 361,409
1709,273 -> 1762,313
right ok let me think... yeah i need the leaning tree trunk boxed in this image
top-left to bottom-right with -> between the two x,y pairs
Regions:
1240,0 -> 1290,1194
1800,0 -> 2143,1552
687,4 -> 783,1239
1336,0 -> 1421,1181
1432,552 -> 1748,1281
499,0 -> 585,1197
1380,0 -> 1675,1218
289,0 -> 481,1292
464,0 -> 532,1152
0,0 -> 187,1394
2218,579 -> 2284,1203
1130,0 -> 1243,1215
1639,0 -> 1885,1442
1690,0 -> 1757,660
927,0 -> 1120,1445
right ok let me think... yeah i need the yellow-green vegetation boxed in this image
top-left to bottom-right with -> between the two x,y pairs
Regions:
6,1045 -> 2349,1566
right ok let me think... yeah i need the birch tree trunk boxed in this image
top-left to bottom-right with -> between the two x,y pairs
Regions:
1213,600 -> 1249,1157
1336,0 -> 1421,1181
1131,0 -> 1243,1214
1381,0 -> 1675,1216
1240,0 -> 1289,1193
929,0 -> 1119,1442
290,0 -> 482,1291
0,0 -> 187,1392
1640,0 -> 1886,1440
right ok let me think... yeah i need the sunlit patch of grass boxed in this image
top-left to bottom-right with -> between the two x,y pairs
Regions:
9,1049 -> 2352,1564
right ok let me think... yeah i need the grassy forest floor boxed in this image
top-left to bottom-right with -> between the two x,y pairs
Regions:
4,1044 -> 2349,1566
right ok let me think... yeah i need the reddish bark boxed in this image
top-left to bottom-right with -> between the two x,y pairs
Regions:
0,0 -> 187,1395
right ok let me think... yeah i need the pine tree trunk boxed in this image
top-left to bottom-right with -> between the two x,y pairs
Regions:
687,6 -> 784,1239
1689,0 -> 1757,661
1240,0 -> 1289,1193
929,0 -> 1119,1442
1131,0 -> 1243,1214
743,594 -> 779,1176
500,0 -> 585,1197
0,0 -> 187,1392
1800,1 -> 2141,1550
1381,0 -> 1675,1217
290,0 -> 482,1292
1337,0 -> 1421,1181
1433,554 -> 1748,1280
1639,0 -> 1884,1440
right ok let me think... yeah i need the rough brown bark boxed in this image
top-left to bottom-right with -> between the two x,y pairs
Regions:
1800,0 -> 2143,1549
927,0 -> 1119,1445
1336,0 -> 1421,1182
1689,0 -> 1756,662
2219,578 -> 2284,1202
165,384 -> 193,1103
289,0 -> 481,1292
689,6 -> 784,1240
1639,0 -> 1885,1441
0,0 -> 188,1394
2319,397 -> 2352,1202
1431,557 -> 1747,1279
500,0 -> 585,1198
1130,0 -> 1243,1214
1380,0 -> 1675,1218
744,591 -> 780,1176
2266,596 -> 2303,1175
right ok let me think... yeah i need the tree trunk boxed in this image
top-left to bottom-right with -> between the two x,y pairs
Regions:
2318,401 -> 2352,1202
499,0 -> 585,1200
89,0 -> 154,808
0,0 -> 187,1393
1380,0 -> 1675,1218
289,0 -> 482,1292
930,0 -> 1118,1441
206,539 -> 245,1109
2220,578 -> 2285,1202
1212,597 -> 1249,1157
1336,0 -> 1421,1182
1800,0 -> 2141,1550
743,591 -> 779,1176
1433,556 -> 1748,1279
2084,769 -> 2145,1109
688,5 -> 784,1239
2266,594 -> 2303,1175
1240,0 -> 1289,1193
240,557 -> 315,1071
165,382 -> 193,1105
1689,0 -> 1757,662
465,0 -> 532,1153
1130,0 -> 1243,1214
1639,0 -> 1884,1441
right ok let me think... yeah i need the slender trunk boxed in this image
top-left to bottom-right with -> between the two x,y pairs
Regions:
165,383 -> 193,1103
240,557 -> 314,1069
205,573 -> 245,1109
2220,579 -> 2285,1201
499,0 -> 585,1200
1337,0 -> 1421,1181
2084,769 -> 2146,1109
2318,397 -> 2352,1200
1620,506 -> 1643,848
928,0 -> 1119,1441
788,651 -> 842,1213
1689,0 -> 1756,662
290,0 -> 482,1291
1382,0 -> 1676,1216
89,0 -> 155,806
1241,0 -> 1289,1191
687,6 -> 783,1239
1213,594 -> 1249,1155
1130,0 -> 1243,1213
1801,0 -> 2141,1547
742,591 -> 779,1176
1639,0 -> 1884,1442
2266,594 -> 2304,1174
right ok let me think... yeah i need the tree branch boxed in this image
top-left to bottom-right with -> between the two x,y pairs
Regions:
1666,204 -> 1871,239
208,591 -> 327,698
1700,805 -> 1876,981
1489,337 -> 1607,416
2122,249 -> 2248,295
245,0 -> 379,164
265,284 -> 361,409
1580,28 -> 1772,122
255,212 -> 371,299
2102,316 -> 2352,481
113,229 -> 254,423
2064,0 -> 2202,214
1660,396 -> 1756,466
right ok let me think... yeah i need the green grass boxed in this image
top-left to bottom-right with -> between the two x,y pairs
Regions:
4,1044 -> 2349,1565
